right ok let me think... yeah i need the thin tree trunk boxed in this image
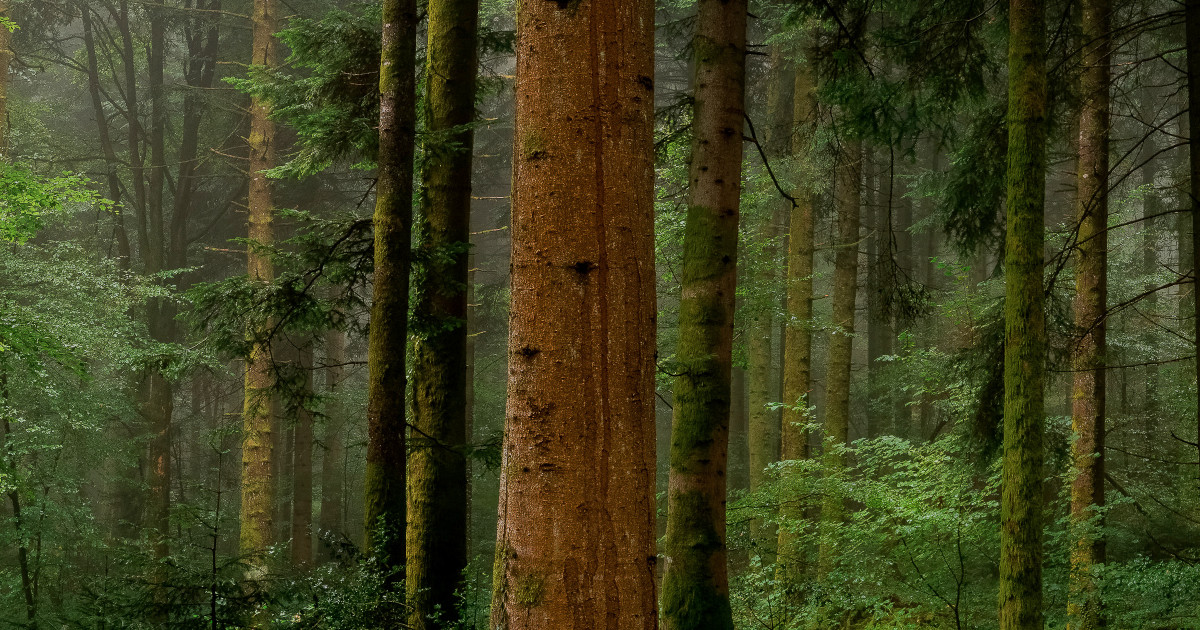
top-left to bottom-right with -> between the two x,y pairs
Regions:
408,0 -> 478,622
999,0 -> 1048,625
746,48 -> 792,557
1067,0 -> 1110,625
240,0 -> 280,572
776,55 -> 817,595
817,140 -> 861,580
318,328 -> 346,561
364,0 -> 418,572
489,0 -> 657,626
292,342 -> 315,566
1186,0 -> 1200,490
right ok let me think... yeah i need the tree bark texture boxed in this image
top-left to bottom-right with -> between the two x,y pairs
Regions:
408,0 -> 479,623
240,0 -> 280,568
1068,0 -> 1109,625
489,0 -> 657,627
363,0 -> 418,571
999,0 -> 1048,626
661,1 -> 747,627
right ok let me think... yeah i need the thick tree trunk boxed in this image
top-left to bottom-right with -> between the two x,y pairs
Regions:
776,57 -> 817,594
661,0 -> 747,627
999,0 -> 1048,626
408,0 -> 478,623
817,140 -> 861,580
489,0 -> 657,626
729,367 -> 750,494
240,0 -> 280,570
318,328 -> 346,561
1067,0 -> 1110,625
363,0 -> 418,572
292,343 -> 315,566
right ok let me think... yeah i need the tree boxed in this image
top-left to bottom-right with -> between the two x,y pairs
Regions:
999,0 -> 1048,625
363,0 -> 418,571
777,52 -> 818,594
1187,0 -> 1200,487
817,139 -> 861,579
318,326 -> 347,561
240,0 -> 281,570
661,0 -> 748,627
489,0 -> 657,626
407,0 -> 479,622
1067,0 -> 1110,625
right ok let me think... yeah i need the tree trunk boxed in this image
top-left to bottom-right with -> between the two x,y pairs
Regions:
240,0 -> 280,571
292,342 -> 315,566
776,56 -> 817,595
1186,0 -> 1200,491
1067,0 -> 1110,625
489,0 -> 657,626
661,1 -> 747,627
999,0 -> 1048,625
363,0 -> 418,572
318,328 -> 346,561
408,0 -> 478,622
817,140 -> 861,580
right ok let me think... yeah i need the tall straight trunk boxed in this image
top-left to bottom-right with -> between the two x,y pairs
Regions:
747,48 -> 792,555
0,0 -> 10,154
240,0 -> 280,569
865,152 -> 887,438
363,0 -> 418,572
1186,0 -> 1200,486
408,0 -> 478,623
292,342 -> 315,566
728,367 -> 750,493
661,1 -> 747,627
143,3 -> 174,614
1067,0 -> 1109,625
489,0 -> 657,626
776,57 -> 817,593
817,140 -> 861,580
999,0 -> 1048,626
318,327 -> 347,561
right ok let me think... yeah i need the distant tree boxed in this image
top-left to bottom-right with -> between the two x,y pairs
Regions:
1067,0 -> 1111,624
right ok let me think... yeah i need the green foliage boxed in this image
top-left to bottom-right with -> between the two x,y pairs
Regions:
231,5 -> 383,178
0,164 -> 109,244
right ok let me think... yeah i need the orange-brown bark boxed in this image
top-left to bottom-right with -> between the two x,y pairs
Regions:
490,0 -> 657,626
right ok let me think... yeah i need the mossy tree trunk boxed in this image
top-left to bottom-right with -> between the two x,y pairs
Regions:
363,0 -> 418,573
661,0 -> 747,627
777,57 -> 817,595
408,0 -> 478,623
239,0 -> 280,573
489,0 -> 657,626
999,0 -> 1048,625
1067,0 -> 1110,625
817,140 -> 861,580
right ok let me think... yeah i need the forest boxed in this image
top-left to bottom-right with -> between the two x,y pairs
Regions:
0,0 -> 1197,627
